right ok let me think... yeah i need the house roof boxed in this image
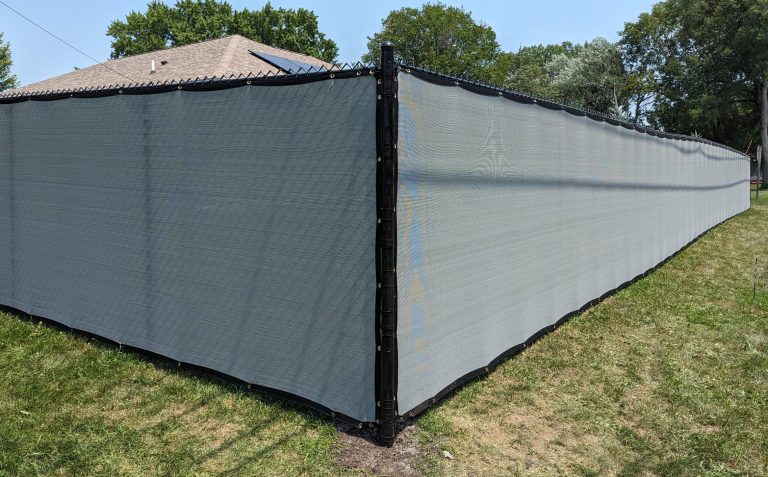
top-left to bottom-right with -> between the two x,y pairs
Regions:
1,35 -> 333,97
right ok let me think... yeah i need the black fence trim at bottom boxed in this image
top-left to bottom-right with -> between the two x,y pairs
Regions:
398,207 -> 750,421
0,304 -> 374,430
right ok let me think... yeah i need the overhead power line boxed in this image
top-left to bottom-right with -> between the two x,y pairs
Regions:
0,0 -> 136,84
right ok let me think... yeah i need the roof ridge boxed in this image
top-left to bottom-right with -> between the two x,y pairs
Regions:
103,35 -> 241,64
99,35 -> 323,68
213,35 -> 241,77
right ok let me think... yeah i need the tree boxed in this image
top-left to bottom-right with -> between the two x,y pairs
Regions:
620,0 -> 768,176
619,5 -> 674,124
362,3 -> 509,84
545,38 -> 628,113
107,0 -> 338,63
232,4 -> 337,62
501,39 -> 627,115
504,42 -> 582,98
0,32 -> 18,92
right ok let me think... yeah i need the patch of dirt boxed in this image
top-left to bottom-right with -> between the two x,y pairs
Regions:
335,422 -> 422,477
444,406 -> 618,477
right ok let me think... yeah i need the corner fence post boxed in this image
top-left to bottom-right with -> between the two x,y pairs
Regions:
375,41 -> 399,446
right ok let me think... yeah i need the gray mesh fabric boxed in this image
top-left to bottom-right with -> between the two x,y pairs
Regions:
0,68 -> 752,430
395,72 -> 750,415
0,77 -> 377,421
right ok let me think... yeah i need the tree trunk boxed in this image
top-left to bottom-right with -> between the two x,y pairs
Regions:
761,76 -> 768,189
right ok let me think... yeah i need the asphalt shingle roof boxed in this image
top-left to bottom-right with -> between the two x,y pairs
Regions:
1,35 -> 332,96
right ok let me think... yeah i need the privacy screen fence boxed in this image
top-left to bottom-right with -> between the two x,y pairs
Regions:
0,44 -> 750,445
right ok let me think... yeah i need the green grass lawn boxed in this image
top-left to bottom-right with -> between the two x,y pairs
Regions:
1,190 -> 766,477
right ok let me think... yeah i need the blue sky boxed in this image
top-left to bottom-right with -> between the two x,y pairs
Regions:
1,0 -> 656,87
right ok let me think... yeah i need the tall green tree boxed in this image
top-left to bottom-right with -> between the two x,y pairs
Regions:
619,4 -> 672,124
504,42 -> 582,98
502,39 -> 627,116
620,0 -> 768,175
0,32 -> 18,92
362,3 -> 509,84
232,4 -> 337,62
107,0 -> 338,63
545,38 -> 628,114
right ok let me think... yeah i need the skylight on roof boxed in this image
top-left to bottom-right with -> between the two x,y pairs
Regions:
249,50 -> 319,74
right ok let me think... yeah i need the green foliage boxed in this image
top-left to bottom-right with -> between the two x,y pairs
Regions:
504,42 -> 582,98
619,3 -> 673,123
232,4 -> 338,63
0,32 -> 18,92
503,38 -> 628,115
546,37 -> 628,113
362,3 -> 508,84
620,0 -> 768,150
107,0 -> 338,63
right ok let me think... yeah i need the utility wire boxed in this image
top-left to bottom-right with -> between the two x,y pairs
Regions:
0,0 -> 136,84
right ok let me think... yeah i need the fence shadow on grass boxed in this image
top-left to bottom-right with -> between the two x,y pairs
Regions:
0,304 -> 340,425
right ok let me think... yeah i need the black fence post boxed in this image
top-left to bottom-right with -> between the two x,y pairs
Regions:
375,41 -> 399,446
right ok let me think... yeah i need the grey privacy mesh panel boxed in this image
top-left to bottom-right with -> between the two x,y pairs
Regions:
0,76 -> 378,422
395,71 -> 750,415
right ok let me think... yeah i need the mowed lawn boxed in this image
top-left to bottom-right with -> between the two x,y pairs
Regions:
1,191 -> 766,477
